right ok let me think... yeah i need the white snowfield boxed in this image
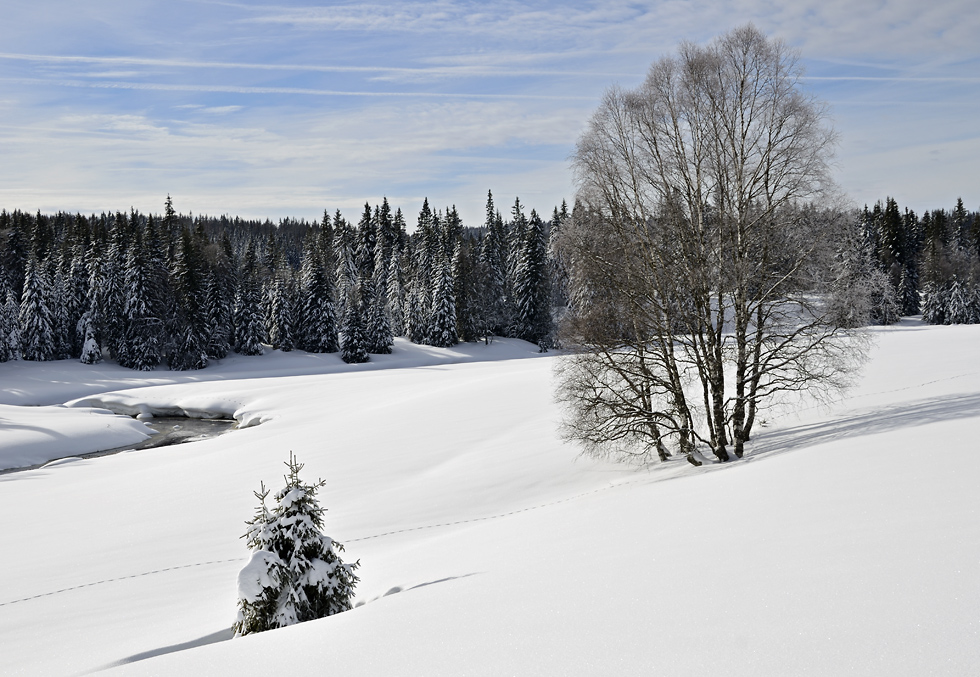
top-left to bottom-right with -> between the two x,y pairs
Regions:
0,324 -> 978,675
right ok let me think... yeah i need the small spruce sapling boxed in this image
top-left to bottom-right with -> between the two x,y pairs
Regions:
234,453 -> 359,635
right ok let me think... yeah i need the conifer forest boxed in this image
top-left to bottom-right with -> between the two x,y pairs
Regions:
0,192 -> 978,372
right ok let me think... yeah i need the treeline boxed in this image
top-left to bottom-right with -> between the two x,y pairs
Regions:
0,192 -> 568,369
857,197 -> 980,324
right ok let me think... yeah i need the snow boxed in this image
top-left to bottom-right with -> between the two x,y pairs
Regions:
0,404 -> 152,471
0,321 -> 978,675
237,550 -> 282,605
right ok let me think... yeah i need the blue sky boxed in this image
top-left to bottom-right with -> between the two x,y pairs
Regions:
0,0 -> 976,226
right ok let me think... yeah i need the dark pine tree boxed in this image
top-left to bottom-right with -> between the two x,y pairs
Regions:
265,271 -> 296,352
233,241 -> 266,356
120,235 -> 163,370
298,231 -> 339,353
340,285 -> 369,364
334,213 -> 357,313
479,192 -> 510,337
19,256 -> 56,361
65,244 -> 90,358
166,227 -> 209,370
429,247 -> 458,348
0,273 -> 17,362
91,224 -> 127,362
203,267 -> 233,360
512,208 -> 552,347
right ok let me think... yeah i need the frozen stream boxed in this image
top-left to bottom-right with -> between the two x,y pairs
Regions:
0,415 -> 237,475
129,416 -> 237,450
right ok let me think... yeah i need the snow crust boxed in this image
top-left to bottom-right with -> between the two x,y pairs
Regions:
1,322 -> 978,675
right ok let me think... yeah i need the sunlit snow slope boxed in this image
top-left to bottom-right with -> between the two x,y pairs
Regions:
0,323 -> 978,676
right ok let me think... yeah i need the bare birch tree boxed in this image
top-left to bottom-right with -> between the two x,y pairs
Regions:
557,25 -> 868,465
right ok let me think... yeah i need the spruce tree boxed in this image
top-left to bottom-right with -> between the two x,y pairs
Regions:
265,272 -> 296,352
334,214 -> 358,313
374,198 -> 394,298
78,311 -> 102,364
549,201 -> 571,340
234,453 -> 358,635
479,192 -> 510,337
946,278 -> 972,324
364,278 -> 394,354
340,288 -> 369,364
385,248 -> 405,338
452,239 -> 481,342
120,237 -> 163,370
429,248 -> 458,348
49,262 -> 72,360
952,198 -> 969,251
233,242 -> 266,356
19,256 -> 56,361
203,267 -> 233,360
921,282 -> 947,325
405,278 -> 428,345
409,199 -> 438,343
66,245 -> 90,358
898,263 -> 920,316
166,227 -> 208,370
2,211 -> 29,299
0,274 -> 16,362
298,233 -> 339,353
89,245 -> 126,362
512,208 -> 552,346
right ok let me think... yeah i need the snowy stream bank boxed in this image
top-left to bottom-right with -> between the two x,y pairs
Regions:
0,413 -> 239,474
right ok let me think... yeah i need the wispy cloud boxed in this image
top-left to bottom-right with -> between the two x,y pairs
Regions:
1,76 -> 596,101
805,76 -> 980,83
0,51 -> 638,80
0,0 -> 977,220
0,98 -> 585,222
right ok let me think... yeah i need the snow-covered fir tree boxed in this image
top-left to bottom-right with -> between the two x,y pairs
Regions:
479,192 -> 510,337
47,262 -> 71,360
234,453 -> 358,635
0,274 -> 17,362
405,278 -> 428,345
19,256 -> 56,361
409,199 -> 438,344
78,311 -> 102,364
65,246 -> 90,358
945,278 -> 974,324
898,262 -> 920,316
511,208 -> 552,347
385,248 -> 405,338
920,281 -> 947,325
429,247 -> 458,348
99,220 -> 129,361
265,272 -> 296,352
298,232 -> 339,353
119,236 -> 163,370
548,201 -> 571,344
203,267 -> 233,360
452,240 -> 473,341
340,287 -> 369,364
166,227 -> 208,370
334,214 -> 358,313
364,278 -> 394,354
233,242 -> 266,356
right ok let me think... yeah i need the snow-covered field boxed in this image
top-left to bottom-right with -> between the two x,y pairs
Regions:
1,322 -> 978,675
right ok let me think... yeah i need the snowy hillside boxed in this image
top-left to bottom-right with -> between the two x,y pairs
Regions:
1,321 -> 978,675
